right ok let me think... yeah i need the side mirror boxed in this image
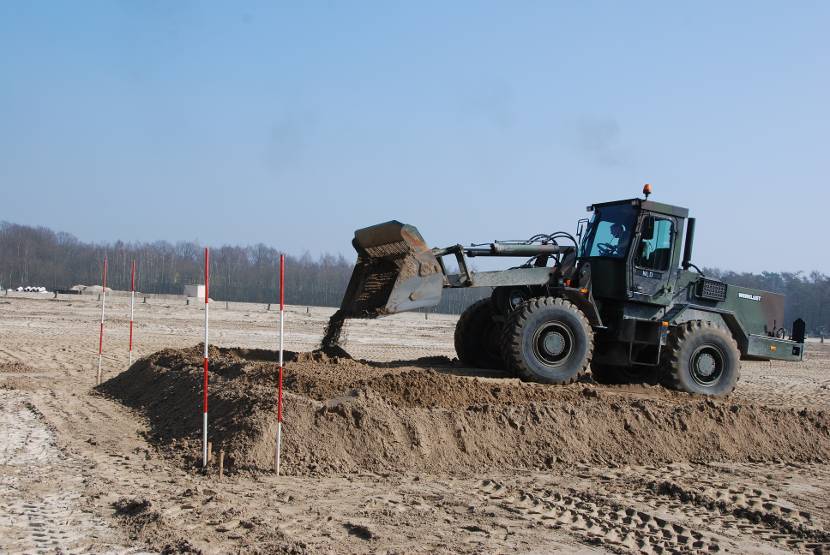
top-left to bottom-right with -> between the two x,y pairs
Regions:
576,218 -> 588,243
641,217 -> 655,240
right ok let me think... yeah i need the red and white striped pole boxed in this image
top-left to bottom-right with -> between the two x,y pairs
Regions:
96,256 -> 108,385
202,247 -> 210,468
275,254 -> 285,475
128,259 -> 136,365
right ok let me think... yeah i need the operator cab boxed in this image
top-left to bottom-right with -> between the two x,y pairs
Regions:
578,187 -> 689,305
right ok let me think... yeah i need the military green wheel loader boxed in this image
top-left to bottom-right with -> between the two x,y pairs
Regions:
335,187 -> 806,396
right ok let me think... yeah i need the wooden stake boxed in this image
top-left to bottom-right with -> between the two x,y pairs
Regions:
207,441 -> 213,465
218,449 -> 225,479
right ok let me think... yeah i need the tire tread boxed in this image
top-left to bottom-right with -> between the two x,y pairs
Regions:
662,320 -> 741,395
454,298 -> 500,368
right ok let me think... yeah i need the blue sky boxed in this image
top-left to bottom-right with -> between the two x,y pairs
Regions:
1,1 -> 828,272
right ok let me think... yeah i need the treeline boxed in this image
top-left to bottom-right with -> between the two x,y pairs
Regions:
0,221 -> 486,314
2,222 -> 827,331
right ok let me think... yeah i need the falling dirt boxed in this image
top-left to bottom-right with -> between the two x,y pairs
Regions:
98,344 -> 830,477
319,309 -> 351,357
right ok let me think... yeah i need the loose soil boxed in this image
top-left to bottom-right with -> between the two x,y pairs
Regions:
320,309 -> 350,355
3,292 -> 830,554
98,345 -> 830,476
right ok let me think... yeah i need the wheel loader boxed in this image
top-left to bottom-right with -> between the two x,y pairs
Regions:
334,186 -> 806,396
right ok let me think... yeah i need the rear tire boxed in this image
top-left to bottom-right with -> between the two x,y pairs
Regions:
662,321 -> 740,396
591,363 -> 659,385
502,297 -> 593,384
454,299 -> 503,369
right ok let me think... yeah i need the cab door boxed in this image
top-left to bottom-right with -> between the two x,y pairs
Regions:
629,214 -> 676,302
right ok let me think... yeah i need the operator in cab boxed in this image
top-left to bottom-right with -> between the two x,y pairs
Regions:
609,222 -> 631,256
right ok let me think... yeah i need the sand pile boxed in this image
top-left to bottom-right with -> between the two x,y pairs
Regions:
98,345 -> 830,476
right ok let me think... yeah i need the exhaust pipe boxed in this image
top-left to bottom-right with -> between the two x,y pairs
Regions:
682,217 -> 696,270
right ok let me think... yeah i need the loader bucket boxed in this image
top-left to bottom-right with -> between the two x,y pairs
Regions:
340,221 -> 445,318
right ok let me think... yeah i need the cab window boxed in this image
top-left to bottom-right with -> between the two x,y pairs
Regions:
635,217 -> 673,271
582,204 -> 636,259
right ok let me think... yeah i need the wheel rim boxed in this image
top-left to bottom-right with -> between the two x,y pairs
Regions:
690,345 -> 724,386
532,322 -> 574,367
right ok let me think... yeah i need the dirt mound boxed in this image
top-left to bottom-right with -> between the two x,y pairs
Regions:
98,345 -> 830,476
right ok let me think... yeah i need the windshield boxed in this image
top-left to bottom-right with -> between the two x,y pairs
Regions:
580,203 -> 637,258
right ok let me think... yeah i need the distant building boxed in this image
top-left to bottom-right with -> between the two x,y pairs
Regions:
83,285 -> 112,294
184,284 -> 206,299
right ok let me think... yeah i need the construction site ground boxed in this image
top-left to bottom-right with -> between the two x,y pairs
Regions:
1,292 -> 829,554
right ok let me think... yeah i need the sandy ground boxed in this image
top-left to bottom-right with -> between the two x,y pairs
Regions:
0,291 -> 829,554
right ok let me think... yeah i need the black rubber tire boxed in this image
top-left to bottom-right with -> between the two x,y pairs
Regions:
502,297 -> 593,384
591,363 -> 660,385
454,299 -> 503,369
662,321 -> 741,396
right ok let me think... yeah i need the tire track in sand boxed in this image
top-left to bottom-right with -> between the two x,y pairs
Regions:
0,390 -> 145,554
477,478 -> 723,554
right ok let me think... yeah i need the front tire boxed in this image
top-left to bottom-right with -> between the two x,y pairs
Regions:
662,321 -> 741,396
502,297 -> 593,384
